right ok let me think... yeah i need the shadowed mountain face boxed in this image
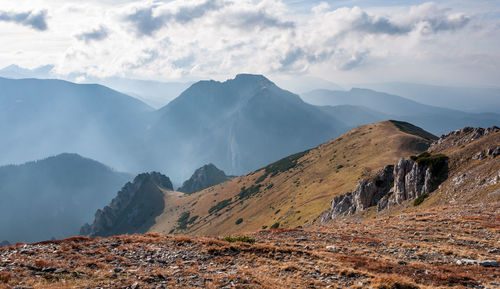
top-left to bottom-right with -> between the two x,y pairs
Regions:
302,88 -> 500,135
80,172 -> 173,238
0,153 -> 130,243
145,74 -> 344,180
178,163 -> 232,194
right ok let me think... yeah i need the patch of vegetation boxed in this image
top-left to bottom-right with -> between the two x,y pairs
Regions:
188,215 -> 198,224
208,198 -> 232,214
224,236 -> 255,243
266,183 -> 274,190
262,225 -> 268,229
270,222 -> 280,229
410,152 -> 449,178
255,174 -> 267,184
176,211 -> 191,230
389,120 -> 438,141
274,209 -> 281,215
235,218 -> 243,225
238,184 -> 262,199
413,193 -> 429,206
259,150 -> 309,180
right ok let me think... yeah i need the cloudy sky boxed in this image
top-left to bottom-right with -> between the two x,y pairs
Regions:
0,0 -> 499,86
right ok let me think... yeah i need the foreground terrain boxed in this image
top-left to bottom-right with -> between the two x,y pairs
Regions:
1,202 -> 498,288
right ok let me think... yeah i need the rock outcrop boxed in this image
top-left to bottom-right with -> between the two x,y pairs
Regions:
321,152 -> 448,221
80,172 -> 172,237
432,126 -> 500,149
320,166 -> 394,220
178,163 -> 232,194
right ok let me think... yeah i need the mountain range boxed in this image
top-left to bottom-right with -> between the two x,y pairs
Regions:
1,74 -> 498,184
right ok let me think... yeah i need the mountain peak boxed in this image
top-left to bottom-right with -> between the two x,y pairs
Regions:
233,73 -> 270,81
178,163 -> 232,194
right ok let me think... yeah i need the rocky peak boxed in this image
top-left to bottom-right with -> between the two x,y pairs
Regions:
432,126 -> 500,149
178,163 -> 231,194
321,152 -> 448,221
80,172 -> 172,237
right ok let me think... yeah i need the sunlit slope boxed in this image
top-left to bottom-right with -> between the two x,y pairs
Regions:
150,121 -> 434,236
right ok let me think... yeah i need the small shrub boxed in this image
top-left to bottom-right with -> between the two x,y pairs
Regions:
188,215 -> 198,225
270,222 -> 280,229
255,174 -> 267,184
224,236 -> 255,243
413,193 -> 429,206
238,185 -> 262,199
336,164 -> 344,169
235,218 -> 243,225
177,211 -> 191,230
274,209 -> 281,215
262,225 -> 268,229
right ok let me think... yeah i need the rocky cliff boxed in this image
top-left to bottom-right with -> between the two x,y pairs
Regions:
321,152 -> 448,221
178,163 -> 232,194
80,172 -> 172,237
321,126 -> 500,222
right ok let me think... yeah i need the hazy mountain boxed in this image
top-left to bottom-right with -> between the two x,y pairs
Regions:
0,64 -> 191,108
319,105 -> 389,129
147,74 -> 345,180
0,153 -> 130,243
358,82 -> 500,113
0,77 -> 152,171
302,88 -> 500,135
89,77 -> 191,109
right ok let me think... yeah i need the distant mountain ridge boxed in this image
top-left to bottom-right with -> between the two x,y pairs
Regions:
0,153 -> 130,243
302,88 -> 500,135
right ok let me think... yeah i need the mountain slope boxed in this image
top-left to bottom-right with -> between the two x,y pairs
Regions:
144,120 -> 434,236
0,153 -> 130,243
0,77 -> 152,171
146,74 -> 346,181
302,88 -> 500,135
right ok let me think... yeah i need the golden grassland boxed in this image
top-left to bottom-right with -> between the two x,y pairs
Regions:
151,121 -> 433,236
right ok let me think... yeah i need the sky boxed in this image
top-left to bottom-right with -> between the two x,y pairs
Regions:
0,0 -> 499,86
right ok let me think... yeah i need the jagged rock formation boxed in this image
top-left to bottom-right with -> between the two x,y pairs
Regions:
80,172 -> 172,237
320,166 -> 394,219
432,126 -> 500,148
178,164 -> 232,194
321,152 -> 448,221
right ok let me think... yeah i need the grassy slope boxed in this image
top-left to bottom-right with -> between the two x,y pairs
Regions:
150,121 -> 433,236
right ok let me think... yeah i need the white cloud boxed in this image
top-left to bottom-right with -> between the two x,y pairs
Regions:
0,0 -> 498,86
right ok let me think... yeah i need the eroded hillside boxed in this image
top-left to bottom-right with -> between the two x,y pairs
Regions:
149,120 -> 434,236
